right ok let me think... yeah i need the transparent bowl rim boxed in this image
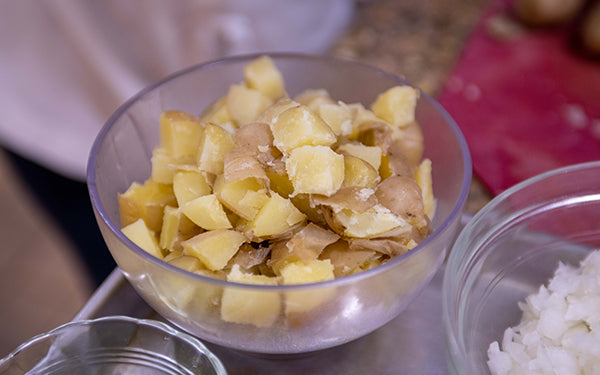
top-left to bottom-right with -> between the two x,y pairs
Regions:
0,315 -> 227,374
87,52 -> 472,291
442,159 -> 600,371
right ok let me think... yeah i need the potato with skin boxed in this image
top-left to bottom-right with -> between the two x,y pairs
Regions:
375,175 -> 429,230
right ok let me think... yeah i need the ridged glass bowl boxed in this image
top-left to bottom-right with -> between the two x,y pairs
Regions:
0,316 -> 226,374
87,53 -> 471,354
443,161 -> 600,374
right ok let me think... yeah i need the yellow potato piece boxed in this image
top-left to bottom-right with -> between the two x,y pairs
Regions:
159,110 -> 204,161
226,83 -> 272,126
246,193 -> 306,239
151,147 -> 178,184
243,55 -> 284,101
371,85 -> 419,128
334,205 -> 408,238
415,158 -> 435,220
285,145 -> 344,197
270,105 -> 336,154
280,259 -> 335,317
181,194 -> 232,230
213,175 -> 269,221
182,229 -> 246,271
342,155 -> 380,189
196,123 -> 235,175
221,265 -> 281,327
172,170 -> 212,207
159,206 -> 200,251
121,218 -> 162,259
317,102 -> 352,136
118,179 -> 177,233
336,143 -> 382,171
199,96 -> 232,126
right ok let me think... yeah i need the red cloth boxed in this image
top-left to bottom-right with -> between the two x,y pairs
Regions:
437,0 -> 600,195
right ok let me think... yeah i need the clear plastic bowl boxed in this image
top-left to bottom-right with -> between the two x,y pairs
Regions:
0,316 -> 226,374
443,161 -> 600,374
87,53 -> 471,354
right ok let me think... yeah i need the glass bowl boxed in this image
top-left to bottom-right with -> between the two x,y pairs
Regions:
443,161 -> 600,374
0,315 -> 226,374
87,53 -> 471,354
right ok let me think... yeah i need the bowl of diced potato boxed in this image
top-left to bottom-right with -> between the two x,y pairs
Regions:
87,53 -> 471,355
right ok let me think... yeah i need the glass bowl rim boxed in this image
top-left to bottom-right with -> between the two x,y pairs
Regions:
0,315 -> 227,374
441,159 -> 600,371
87,52 -> 472,291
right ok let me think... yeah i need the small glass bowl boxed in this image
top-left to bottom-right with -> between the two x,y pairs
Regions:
443,161 -> 600,374
0,316 -> 227,375
88,53 -> 471,354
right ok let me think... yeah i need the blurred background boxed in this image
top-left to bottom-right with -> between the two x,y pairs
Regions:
0,0 -> 598,357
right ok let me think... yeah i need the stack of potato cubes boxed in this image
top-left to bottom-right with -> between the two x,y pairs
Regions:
119,56 -> 434,327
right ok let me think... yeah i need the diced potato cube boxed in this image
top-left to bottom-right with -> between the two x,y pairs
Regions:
415,158 -> 435,219
256,98 -> 300,125
151,147 -> 178,184
346,103 -> 380,139
317,103 -> 352,136
271,105 -> 336,153
371,86 -> 419,128
294,89 -> 335,112
285,145 -> 344,196
246,193 -> 306,239
266,169 -> 294,198
280,259 -> 334,284
333,205 -> 409,238
181,194 -> 232,230
159,206 -> 200,251
213,175 -> 269,221
159,111 -> 204,161
226,84 -> 272,126
173,170 -> 212,206
167,255 -> 204,272
196,124 -> 235,175
121,218 -> 162,259
221,265 -> 281,327
290,194 -> 327,226
199,97 -> 232,126
336,143 -> 382,171
118,180 -> 177,233
182,229 -> 246,271
342,155 -> 380,189
280,259 -> 335,317
243,56 -> 284,100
